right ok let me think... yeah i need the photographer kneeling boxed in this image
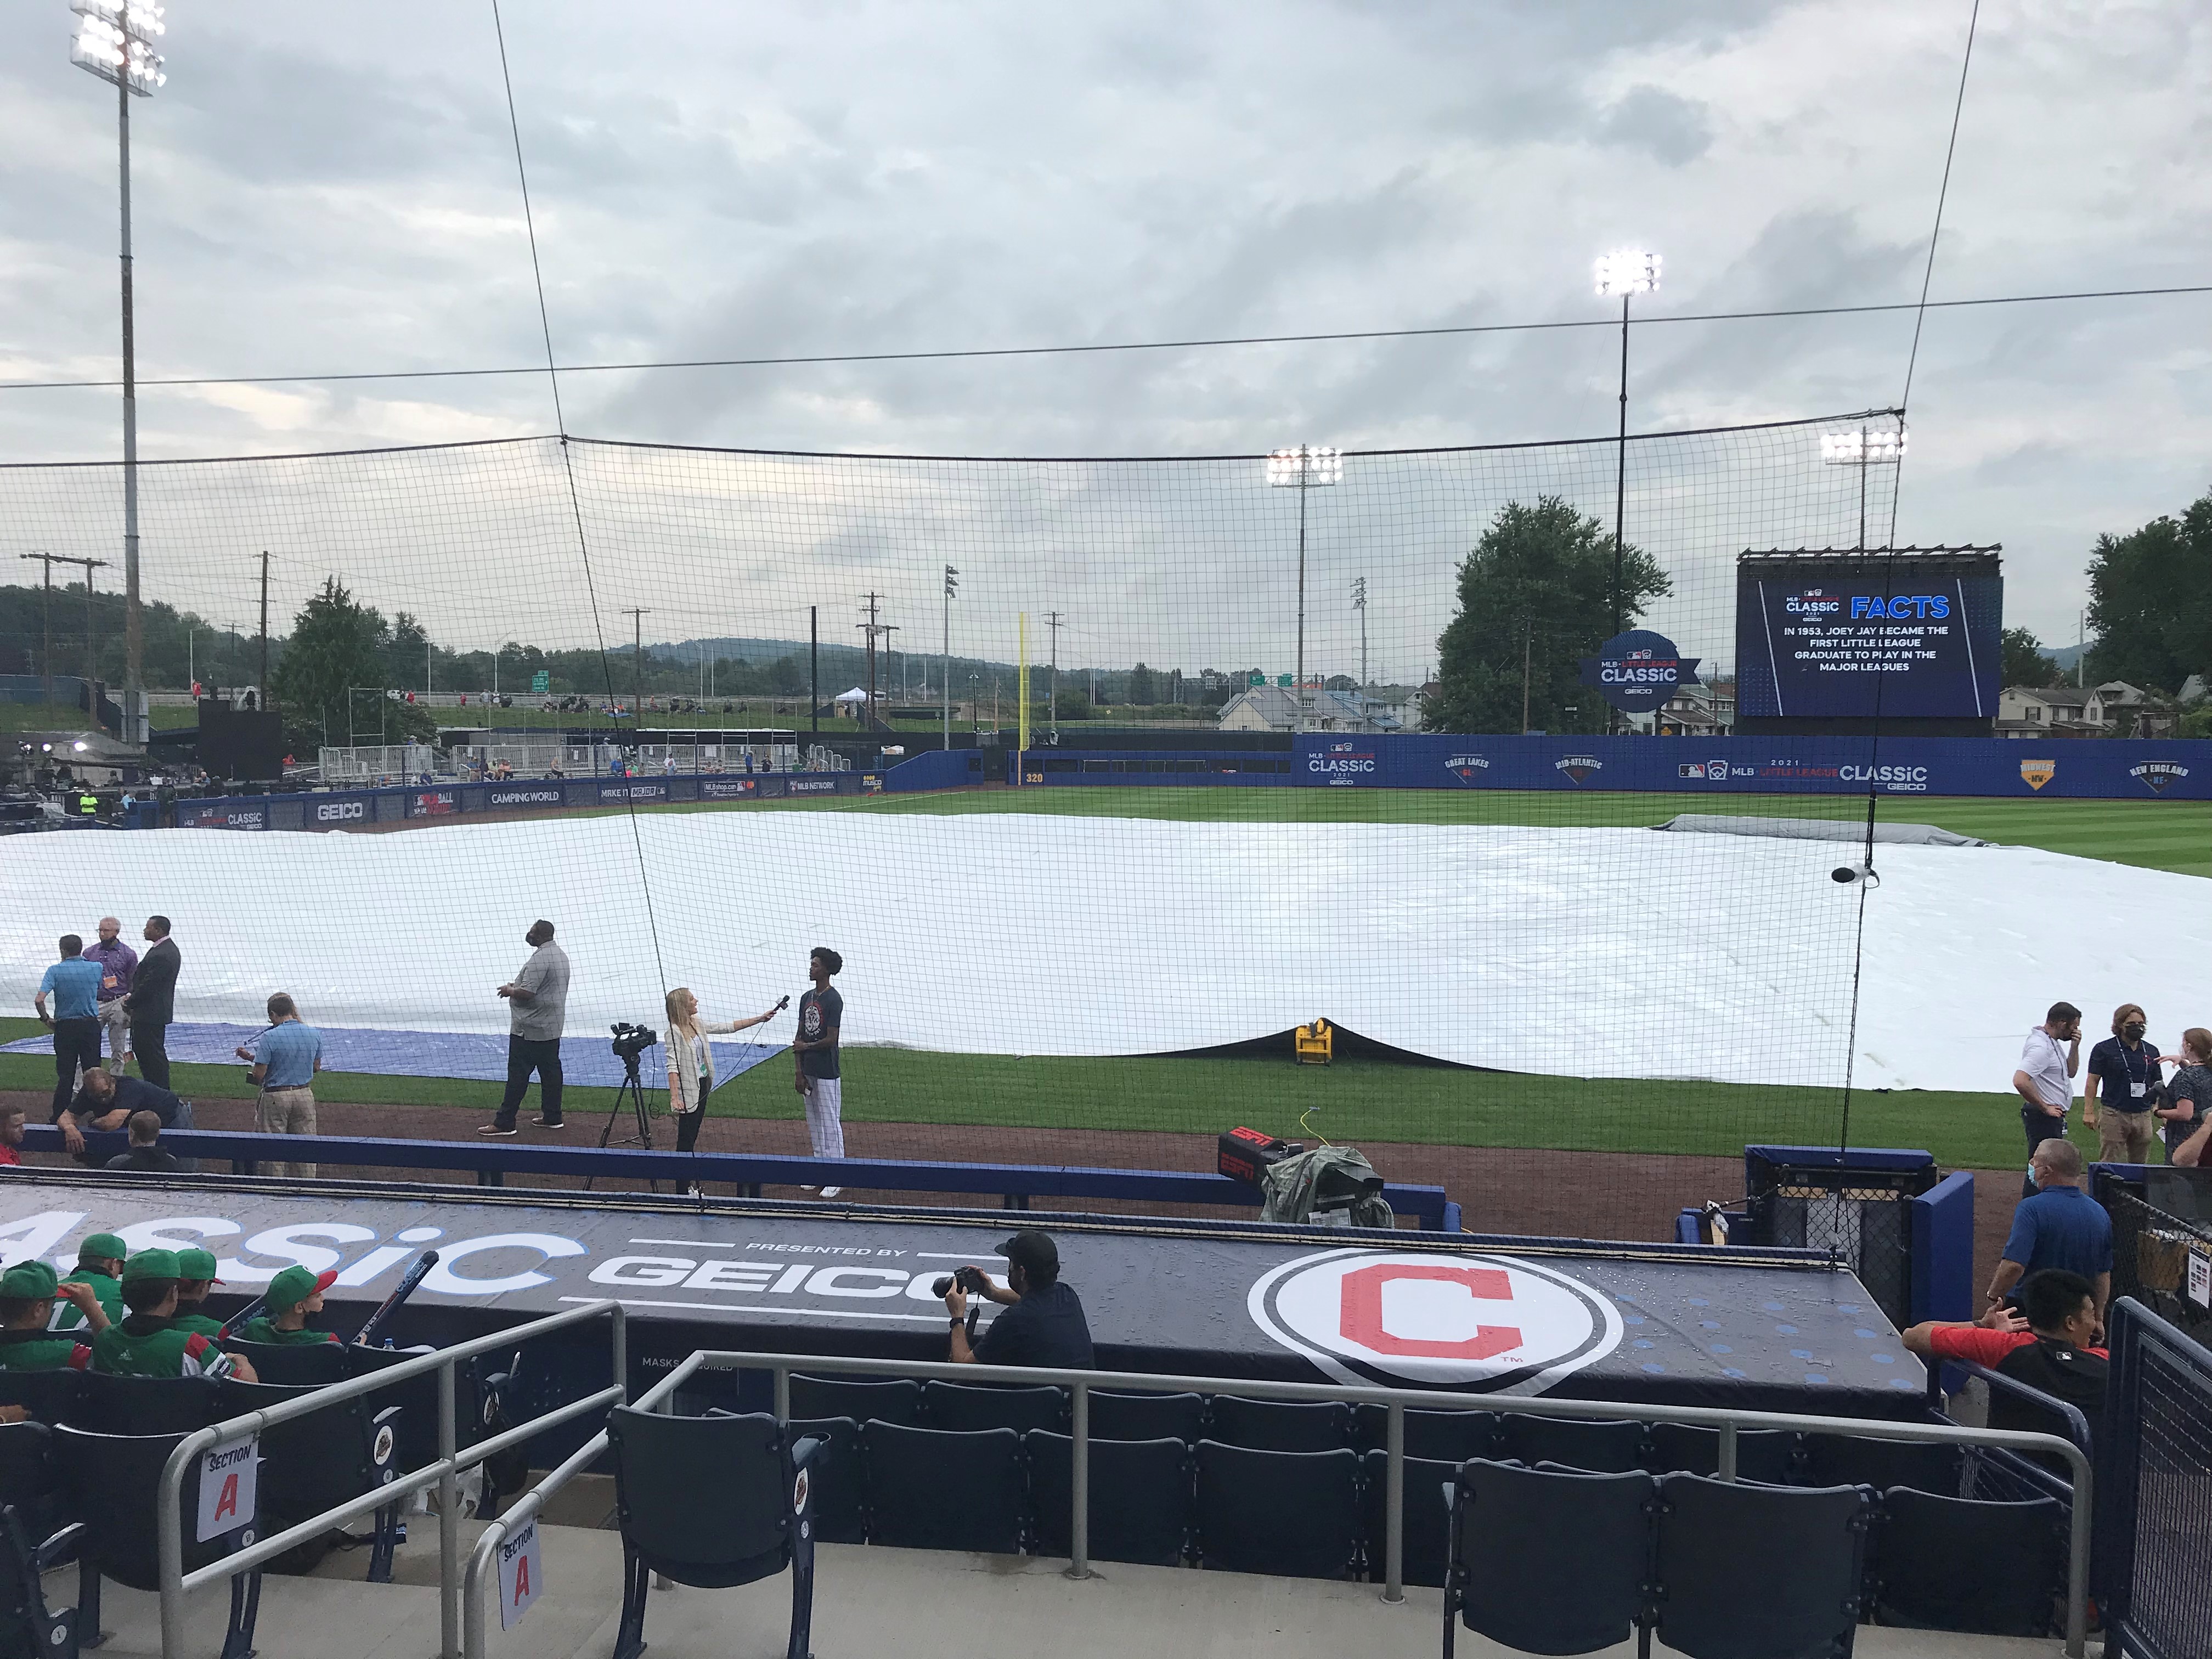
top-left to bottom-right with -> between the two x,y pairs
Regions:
941,1229 -> 1093,1368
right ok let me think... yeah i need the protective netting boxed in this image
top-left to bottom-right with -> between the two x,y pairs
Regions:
0,414 -> 1931,1229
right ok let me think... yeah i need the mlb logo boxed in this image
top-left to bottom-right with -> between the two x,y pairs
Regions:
1329,741 -> 1354,753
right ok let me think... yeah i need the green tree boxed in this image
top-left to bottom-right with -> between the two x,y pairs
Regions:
1425,497 -> 1669,735
267,577 -> 433,752
1053,687 -> 1092,721
2000,627 -> 2063,689
2083,490 -> 2212,694
1128,662 -> 1157,705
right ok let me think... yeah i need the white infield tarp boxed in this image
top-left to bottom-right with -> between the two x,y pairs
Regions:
2,812 -> 2201,1094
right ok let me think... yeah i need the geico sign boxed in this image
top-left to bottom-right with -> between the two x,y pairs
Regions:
1838,764 -> 1930,791
314,800 -> 365,822
1247,1248 -> 1621,1391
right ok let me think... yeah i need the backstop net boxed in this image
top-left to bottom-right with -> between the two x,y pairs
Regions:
0,413 -> 1915,1232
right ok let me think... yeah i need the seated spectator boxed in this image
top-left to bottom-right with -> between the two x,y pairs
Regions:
90,1249 -> 253,1380
237,1265 -> 340,1347
55,1233 -> 128,1331
1903,1268 -> 2107,1452
0,1105 -> 24,1167
0,1260 -> 105,1372
171,1248 -> 226,1338
106,1110 -> 183,1173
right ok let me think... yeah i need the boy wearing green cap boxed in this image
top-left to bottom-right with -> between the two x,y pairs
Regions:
49,1232 -> 128,1334
238,1265 -> 341,1347
0,1260 -> 105,1370
172,1248 -> 225,1339
90,1249 -> 254,1380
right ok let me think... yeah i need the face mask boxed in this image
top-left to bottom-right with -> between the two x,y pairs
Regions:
2123,1023 -> 2147,1041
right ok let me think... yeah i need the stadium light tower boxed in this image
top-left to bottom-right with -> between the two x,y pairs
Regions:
1266,445 -> 1342,731
1593,249 -> 1659,645
71,1 -> 166,750
1351,575 -> 1368,692
941,565 -> 958,751
1821,424 -> 1906,551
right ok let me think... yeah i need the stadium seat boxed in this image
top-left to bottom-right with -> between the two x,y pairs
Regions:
228,1338 -> 347,1386
923,1380 -> 1065,1434
0,1368 -> 83,1426
1356,1449 -> 1458,1588
345,1344 -> 482,1500
1028,1431 -> 1188,1567
1353,1403 -> 1498,1463
0,1420 -> 63,1549
1651,1472 -> 1873,1659
1802,1432 -> 1962,1497
791,1374 -> 922,1426
219,1378 -> 403,1581
1872,1487 -> 2063,1637
55,1423 -> 262,1659
1494,1412 -> 1648,1473
1648,1421 -> 1801,1484
1193,1441 -> 1360,1579
606,1407 -> 825,1659
0,1500 -> 82,1659
1446,1458 -> 1654,1657
70,1372 -> 223,1436
1087,1390 -> 1205,1443
1205,1396 -> 1351,1452
785,1418 -> 865,1543
862,1422 -> 1025,1555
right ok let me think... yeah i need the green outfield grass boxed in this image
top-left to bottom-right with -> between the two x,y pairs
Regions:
0,1017 -> 2085,1172
594,785 -> 2211,878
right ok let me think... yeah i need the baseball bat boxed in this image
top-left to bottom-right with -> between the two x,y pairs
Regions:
352,1250 -> 440,1347
217,1293 -> 270,1340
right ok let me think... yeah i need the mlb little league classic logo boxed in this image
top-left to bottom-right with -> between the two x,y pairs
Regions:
2131,761 -> 2189,795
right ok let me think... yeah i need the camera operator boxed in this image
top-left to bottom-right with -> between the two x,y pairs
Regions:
941,1229 -> 1093,1369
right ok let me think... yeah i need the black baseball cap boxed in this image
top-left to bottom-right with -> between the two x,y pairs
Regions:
994,1230 -> 1057,1279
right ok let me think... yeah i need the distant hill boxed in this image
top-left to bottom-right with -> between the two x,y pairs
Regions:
2041,642 -> 2087,672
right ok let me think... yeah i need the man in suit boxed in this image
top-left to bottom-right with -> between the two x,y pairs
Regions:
123,915 -> 180,1090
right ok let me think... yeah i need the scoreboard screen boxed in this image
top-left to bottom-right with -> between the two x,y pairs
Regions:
1735,555 -> 2001,720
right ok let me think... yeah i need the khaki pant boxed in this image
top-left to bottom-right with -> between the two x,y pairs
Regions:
96,1000 -> 131,1067
2095,1108 -> 2156,1166
256,1086 -> 318,1179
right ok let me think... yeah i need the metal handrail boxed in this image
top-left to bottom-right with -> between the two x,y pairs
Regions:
601,1348 -> 2094,1659
156,1299 -> 624,1659
461,1422 -> 610,1657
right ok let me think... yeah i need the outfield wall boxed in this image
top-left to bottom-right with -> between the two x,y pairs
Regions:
1012,733 -> 2212,800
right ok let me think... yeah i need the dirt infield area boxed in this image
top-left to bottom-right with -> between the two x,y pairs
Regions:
3,1089 -> 2025,1293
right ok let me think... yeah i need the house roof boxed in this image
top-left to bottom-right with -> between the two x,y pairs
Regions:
1218,685 -> 1399,726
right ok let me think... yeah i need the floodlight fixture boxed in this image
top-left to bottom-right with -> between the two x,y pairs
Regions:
1821,428 -> 1906,465
73,741 -> 89,753
71,0 -> 166,94
1266,446 -> 1342,488
1593,248 -> 1660,298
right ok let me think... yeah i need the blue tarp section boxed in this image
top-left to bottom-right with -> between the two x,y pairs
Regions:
0,1022 -> 786,1090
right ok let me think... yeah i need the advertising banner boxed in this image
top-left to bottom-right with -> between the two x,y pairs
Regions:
1579,630 -> 1701,715
1738,566 -> 2002,720
306,794 -> 372,828
407,789 -> 460,819
595,781 -> 670,805
484,783 -> 567,813
177,802 -> 268,830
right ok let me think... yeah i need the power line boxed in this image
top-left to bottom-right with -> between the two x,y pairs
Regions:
1900,0 -> 1983,416
4,283 -> 2208,394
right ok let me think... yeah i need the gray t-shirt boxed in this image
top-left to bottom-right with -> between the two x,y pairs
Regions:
509,942 -> 570,1041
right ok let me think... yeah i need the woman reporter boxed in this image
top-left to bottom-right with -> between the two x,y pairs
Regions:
664,986 -> 782,1179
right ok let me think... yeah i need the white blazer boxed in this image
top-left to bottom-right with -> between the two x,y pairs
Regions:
663,1019 -> 742,1115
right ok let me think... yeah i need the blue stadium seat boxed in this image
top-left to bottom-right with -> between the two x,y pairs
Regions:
786,1418 -> 865,1544
1028,1432 -> 1189,1567
1651,1472 -> 1874,1659
1872,1486 -> 2063,1637
218,1378 -> 404,1581
0,1499 -> 81,1659
862,1422 -> 1025,1555
1194,1441 -> 1360,1579
227,1339 -> 346,1386
71,1372 -> 223,1437
792,1374 -> 922,1426
1088,1390 -> 1205,1443
1494,1412 -> 1648,1473
0,1369 -> 83,1426
1206,1396 -> 1351,1452
923,1380 -> 1064,1434
1356,1449 -> 1458,1588
1446,1458 -> 1654,1657
1803,1432 -> 1961,1496
1354,1403 -> 1497,1463
1648,1421 -> 1801,1484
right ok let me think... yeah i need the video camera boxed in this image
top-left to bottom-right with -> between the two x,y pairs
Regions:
610,1021 -> 658,1062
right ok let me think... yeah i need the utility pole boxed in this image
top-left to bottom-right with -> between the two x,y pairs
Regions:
17,555 -> 61,716
809,605 -> 819,736
856,592 -> 888,730
257,551 -> 269,707
23,556 -> 109,726
1045,610 -> 1064,742
621,608 -> 650,737
1352,575 -> 1368,693
1521,619 -> 1533,735
941,565 -> 958,751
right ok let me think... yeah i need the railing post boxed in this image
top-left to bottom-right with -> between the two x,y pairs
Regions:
1067,1382 -> 1090,1581
1383,1401 -> 1404,1603
774,1365 -> 791,1424
438,1358 -> 460,1659
2066,1459 -> 2091,1659
612,1303 -> 628,1404
1718,1420 -> 1738,1482
157,1429 -> 210,1659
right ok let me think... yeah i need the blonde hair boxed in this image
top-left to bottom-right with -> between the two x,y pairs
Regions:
664,986 -> 696,1033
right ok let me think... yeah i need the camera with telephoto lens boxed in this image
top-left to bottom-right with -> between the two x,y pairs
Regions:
930,1265 -> 991,1299
610,1021 -> 657,1060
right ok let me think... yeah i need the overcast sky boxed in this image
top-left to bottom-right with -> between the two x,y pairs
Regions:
1,0 -> 2207,670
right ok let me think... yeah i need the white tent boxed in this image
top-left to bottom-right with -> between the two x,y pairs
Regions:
832,687 -> 868,704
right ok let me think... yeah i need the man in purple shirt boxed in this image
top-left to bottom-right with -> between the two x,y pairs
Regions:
84,917 -> 138,1074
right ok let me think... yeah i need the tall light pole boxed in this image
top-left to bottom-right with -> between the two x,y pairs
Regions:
1593,250 -> 1660,644
1820,425 -> 1905,550
1267,445 -> 1342,731
71,1 -> 166,749
941,565 -> 958,750
1351,575 -> 1368,692
1043,610 -> 1064,742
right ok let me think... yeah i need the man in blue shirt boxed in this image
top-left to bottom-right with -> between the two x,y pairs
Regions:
943,1229 -> 1094,1370
241,993 -> 321,1180
34,936 -> 105,1125
1985,1138 -> 2113,1339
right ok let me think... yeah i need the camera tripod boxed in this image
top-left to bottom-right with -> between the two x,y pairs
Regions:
587,1045 -> 659,1192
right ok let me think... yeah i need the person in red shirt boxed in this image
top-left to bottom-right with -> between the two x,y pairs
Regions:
1903,1268 -> 2107,1450
0,1105 -> 23,1166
